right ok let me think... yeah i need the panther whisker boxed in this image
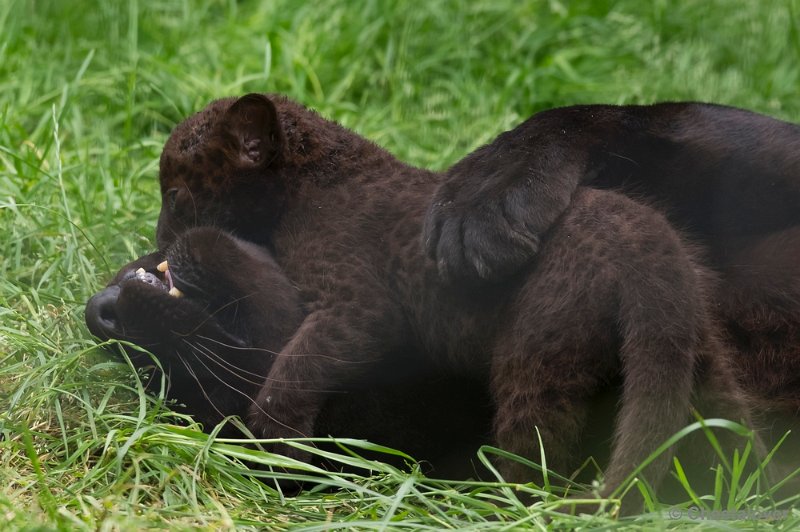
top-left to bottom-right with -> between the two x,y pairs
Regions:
172,293 -> 256,339
183,338 -> 263,384
191,339 -> 268,384
196,335 -> 279,354
181,177 -> 199,228
175,350 -> 228,423
181,340 -> 311,437
183,338 -> 332,388
195,334 -> 373,364
271,352 -> 375,363
181,341 -> 275,417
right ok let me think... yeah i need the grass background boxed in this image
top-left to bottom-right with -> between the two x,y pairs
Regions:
2,0 -> 800,528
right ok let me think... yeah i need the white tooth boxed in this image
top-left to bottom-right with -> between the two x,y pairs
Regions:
157,260 -> 169,273
168,286 -> 183,298
135,267 -> 146,275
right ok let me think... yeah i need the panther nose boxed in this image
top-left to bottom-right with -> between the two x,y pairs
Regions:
85,285 -> 122,340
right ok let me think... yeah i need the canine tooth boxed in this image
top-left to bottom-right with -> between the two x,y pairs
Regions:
135,267 -> 146,275
168,286 -> 183,298
157,260 -> 169,272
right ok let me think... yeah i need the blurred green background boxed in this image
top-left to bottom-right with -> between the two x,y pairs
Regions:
4,0 -> 799,263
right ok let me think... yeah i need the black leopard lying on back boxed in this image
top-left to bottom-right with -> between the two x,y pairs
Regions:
86,93 -> 759,513
85,232 -> 492,475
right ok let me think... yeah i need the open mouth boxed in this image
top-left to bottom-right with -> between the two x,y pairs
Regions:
135,261 -> 184,298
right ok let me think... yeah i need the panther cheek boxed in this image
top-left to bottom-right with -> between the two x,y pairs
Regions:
166,188 -> 179,212
156,199 -> 193,250
156,210 -> 176,249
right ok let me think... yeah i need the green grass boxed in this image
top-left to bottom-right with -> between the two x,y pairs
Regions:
2,0 -> 800,528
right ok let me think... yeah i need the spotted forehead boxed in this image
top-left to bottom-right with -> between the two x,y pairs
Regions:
159,98 -> 236,195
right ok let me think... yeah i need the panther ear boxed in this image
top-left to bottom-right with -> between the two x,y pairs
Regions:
225,93 -> 283,168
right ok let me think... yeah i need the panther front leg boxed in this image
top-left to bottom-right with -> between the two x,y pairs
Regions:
247,298 -> 406,460
164,227 -> 303,350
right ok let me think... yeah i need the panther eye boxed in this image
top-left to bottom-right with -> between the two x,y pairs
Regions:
165,188 -> 179,212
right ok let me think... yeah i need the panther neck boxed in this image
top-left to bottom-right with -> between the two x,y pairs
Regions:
273,96 -> 409,191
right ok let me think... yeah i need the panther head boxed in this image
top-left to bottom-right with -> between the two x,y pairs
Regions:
156,94 -> 288,249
